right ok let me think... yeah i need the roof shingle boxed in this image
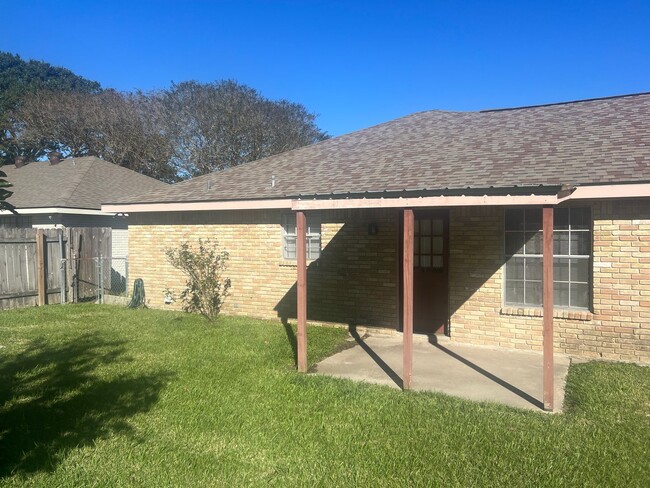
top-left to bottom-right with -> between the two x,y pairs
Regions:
111,92 -> 650,204
3,156 -> 168,209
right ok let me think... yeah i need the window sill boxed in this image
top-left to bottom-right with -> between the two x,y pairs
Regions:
278,259 -> 319,268
500,307 -> 593,321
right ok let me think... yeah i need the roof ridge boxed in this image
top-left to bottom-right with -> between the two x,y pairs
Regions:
56,156 -> 95,207
480,91 -> 650,113
85,156 -> 169,185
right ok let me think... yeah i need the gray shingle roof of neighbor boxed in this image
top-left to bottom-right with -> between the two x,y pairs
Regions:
3,156 -> 169,210
112,92 -> 650,205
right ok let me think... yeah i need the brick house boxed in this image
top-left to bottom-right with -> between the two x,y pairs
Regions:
104,93 -> 650,397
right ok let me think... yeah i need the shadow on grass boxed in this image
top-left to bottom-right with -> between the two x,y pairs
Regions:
281,318 -> 298,367
0,333 -> 173,478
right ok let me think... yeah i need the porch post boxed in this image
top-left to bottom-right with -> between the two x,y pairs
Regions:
403,208 -> 414,390
296,210 -> 308,373
542,206 -> 554,411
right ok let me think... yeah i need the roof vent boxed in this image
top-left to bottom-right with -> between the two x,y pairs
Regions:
14,156 -> 26,168
271,175 -> 276,188
48,151 -> 62,165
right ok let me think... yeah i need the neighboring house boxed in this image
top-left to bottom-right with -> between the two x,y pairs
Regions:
104,93 -> 650,377
1,155 -> 168,260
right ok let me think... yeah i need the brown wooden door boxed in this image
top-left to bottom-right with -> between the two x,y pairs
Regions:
413,210 -> 449,334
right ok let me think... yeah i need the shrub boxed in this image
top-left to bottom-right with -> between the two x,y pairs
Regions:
165,239 -> 231,321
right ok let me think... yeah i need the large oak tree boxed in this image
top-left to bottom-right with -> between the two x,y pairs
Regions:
0,51 -> 100,164
16,81 -> 328,181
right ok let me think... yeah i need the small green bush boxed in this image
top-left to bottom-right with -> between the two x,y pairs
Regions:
165,239 -> 231,321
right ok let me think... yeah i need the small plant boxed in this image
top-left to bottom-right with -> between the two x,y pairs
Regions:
165,239 -> 231,321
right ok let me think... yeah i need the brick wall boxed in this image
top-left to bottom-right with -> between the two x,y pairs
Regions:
128,209 -> 399,327
128,200 -> 650,363
449,200 -> 650,363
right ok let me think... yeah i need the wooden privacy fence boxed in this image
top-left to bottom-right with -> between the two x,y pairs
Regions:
0,228 -> 64,309
0,227 -> 112,310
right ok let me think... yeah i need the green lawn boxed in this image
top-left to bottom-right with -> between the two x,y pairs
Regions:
0,305 -> 648,487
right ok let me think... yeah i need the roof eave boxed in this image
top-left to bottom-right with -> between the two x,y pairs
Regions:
101,182 -> 650,214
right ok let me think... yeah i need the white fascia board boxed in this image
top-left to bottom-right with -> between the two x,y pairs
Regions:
0,207 -> 116,216
99,183 -> 650,214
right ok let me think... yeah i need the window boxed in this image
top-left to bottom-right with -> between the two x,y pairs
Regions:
504,207 -> 591,309
282,214 -> 321,260
414,218 -> 444,269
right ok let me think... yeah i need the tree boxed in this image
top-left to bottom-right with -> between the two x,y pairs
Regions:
161,80 -> 328,177
0,162 -> 13,212
0,51 -> 101,164
16,89 -> 177,181
3,52 -> 328,180
165,239 -> 231,321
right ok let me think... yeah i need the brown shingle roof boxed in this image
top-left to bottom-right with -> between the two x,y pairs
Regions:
113,92 -> 650,204
3,156 -> 168,209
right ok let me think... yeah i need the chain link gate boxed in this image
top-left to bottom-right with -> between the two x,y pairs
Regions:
60,256 -> 129,304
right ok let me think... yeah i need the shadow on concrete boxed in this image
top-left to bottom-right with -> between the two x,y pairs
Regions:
349,326 -> 403,389
428,336 -> 543,410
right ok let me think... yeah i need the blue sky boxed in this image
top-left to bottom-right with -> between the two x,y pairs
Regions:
1,0 -> 648,136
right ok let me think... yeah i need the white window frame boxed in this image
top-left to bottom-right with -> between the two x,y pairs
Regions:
282,214 -> 321,260
504,207 -> 591,310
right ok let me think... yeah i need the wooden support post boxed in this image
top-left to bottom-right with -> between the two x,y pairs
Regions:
296,210 -> 308,373
403,208 -> 414,390
542,206 -> 554,411
36,229 -> 46,306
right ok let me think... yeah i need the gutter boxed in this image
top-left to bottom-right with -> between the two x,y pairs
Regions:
100,183 -> 650,214
0,207 -> 119,216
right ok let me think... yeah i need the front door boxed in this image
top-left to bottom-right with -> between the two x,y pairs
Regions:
413,210 -> 449,334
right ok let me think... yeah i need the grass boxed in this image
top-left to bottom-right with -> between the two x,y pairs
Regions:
0,305 -> 648,487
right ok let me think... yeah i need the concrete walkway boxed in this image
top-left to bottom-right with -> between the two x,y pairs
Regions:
315,332 -> 571,412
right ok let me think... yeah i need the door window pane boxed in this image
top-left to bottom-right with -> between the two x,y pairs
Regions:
420,237 -> 431,255
431,219 -> 443,236
432,236 -> 443,254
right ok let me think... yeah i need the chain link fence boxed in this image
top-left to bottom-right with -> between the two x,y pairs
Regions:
60,257 -> 129,304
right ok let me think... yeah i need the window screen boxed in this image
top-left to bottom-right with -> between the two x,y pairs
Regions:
282,214 -> 321,260
504,207 -> 590,309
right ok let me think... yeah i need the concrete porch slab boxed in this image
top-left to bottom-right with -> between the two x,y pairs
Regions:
314,332 -> 571,412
